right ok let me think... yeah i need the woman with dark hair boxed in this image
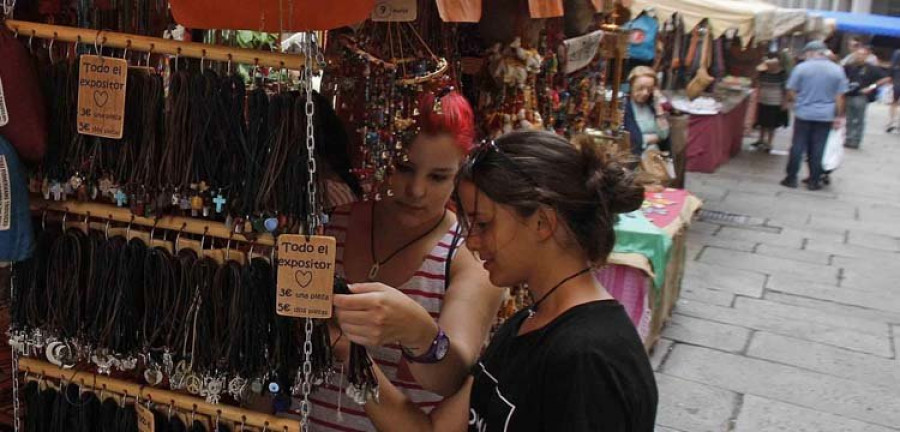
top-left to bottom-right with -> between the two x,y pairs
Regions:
309,91 -> 504,432
345,130 -> 658,431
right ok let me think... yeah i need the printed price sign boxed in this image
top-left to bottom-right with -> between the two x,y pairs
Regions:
275,235 -> 336,318
137,403 -> 155,432
371,0 -> 416,22
563,30 -> 605,74
77,55 -> 128,139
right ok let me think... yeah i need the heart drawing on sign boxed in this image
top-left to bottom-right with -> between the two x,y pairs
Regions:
93,90 -> 110,108
295,270 -> 313,288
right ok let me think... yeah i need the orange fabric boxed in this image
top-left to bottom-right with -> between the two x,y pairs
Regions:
528,0 -> 564,18
169,0 -> 374,31
436,0 -> 482,22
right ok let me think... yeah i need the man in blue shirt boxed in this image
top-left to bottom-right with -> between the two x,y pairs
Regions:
783,41 -> 849,191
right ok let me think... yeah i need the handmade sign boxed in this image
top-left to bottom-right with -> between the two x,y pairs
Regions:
137,403 -> 154,432
0,77 -> 8,127
77,55 -> 128,139
371,0 -> 417,22
275,235 -> 337,318
563,30 -> 605,74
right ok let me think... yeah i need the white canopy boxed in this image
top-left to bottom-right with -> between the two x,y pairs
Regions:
630,0 -> 808,45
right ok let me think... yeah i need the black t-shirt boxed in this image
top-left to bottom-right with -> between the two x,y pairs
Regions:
844,63 -> 887,97
469,300 -> 658,432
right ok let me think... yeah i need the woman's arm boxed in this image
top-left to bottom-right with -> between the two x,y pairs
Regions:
406,244 -> 502,396
333,243 -> 502,396
365,366 -> 472,432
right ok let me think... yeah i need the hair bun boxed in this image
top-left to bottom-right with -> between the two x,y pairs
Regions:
573,136 -> 645,214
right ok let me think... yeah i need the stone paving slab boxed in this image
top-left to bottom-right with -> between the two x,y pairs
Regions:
805,238 -> 900,260
698,247 -> 840,285
733,297 -> 889,337
661,314 -> 751,353
734,395 -> 899,432
655,374 -> 739,432
746,332 -> 900,389
674,298 -> 892,357
663,344 -> 900,428
763,291 -> 900,329
679,285 -> 735,307
755,243 -> 831,265
681,261 -> 766,298
767,276 -> 900,315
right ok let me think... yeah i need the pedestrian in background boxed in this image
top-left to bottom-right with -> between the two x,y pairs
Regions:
888,49 -> 900,133
843,45 -> 891,149
782,41 -> 849,191
753,56 -> 790,153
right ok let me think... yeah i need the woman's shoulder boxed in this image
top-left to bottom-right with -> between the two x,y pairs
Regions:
544,301 -> 644,358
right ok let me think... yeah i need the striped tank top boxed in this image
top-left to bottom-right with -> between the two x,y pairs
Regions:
308,203 -> 461,432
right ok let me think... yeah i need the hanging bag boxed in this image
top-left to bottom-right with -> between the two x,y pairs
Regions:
822,126 -> 845,172
0,25 -> 47,163
686,25 -> 714,100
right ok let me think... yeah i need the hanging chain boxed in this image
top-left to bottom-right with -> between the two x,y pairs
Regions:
10,269 -> 20,432
298,31 -> 318,432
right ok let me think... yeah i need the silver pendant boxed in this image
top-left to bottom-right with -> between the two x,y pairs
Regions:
92,351 -> 115,375
228,376 -> 248,401
144,367 -> 164,386
250,378 -> 264,394
119,356 -> 138,371
368,263 -> 380,281
203,375 -> 225,404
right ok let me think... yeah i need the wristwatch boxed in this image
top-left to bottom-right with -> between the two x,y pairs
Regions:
401,328 -> 450,364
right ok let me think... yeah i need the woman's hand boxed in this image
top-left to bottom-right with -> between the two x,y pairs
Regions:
333,283 -> 439,353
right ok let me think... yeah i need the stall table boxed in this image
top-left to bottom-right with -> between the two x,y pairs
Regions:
665,90 -> 753,174
599,189 -> 701,351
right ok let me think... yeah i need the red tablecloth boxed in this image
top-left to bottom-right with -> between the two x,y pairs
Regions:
685,96 -> 751,173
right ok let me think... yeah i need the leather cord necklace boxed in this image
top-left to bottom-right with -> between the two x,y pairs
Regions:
368,203 -> 447,280
527,267 -> 592,318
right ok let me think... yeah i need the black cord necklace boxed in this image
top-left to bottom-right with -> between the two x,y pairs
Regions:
368,203 -> 447,281
527,268 -> 592,319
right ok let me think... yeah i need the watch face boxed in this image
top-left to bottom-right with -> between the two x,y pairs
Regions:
435,334 -> 450,360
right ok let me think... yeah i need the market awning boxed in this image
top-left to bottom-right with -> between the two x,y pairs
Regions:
811,10 -> 900,38
630,0 -> 777,45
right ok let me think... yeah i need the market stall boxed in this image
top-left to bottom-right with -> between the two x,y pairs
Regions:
667,88 -> 754,173
1,0 -> 693,429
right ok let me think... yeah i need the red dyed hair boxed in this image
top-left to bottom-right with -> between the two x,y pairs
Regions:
417,90 -> 476,154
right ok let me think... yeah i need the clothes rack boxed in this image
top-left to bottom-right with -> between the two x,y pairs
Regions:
3,19 -> 309,70
18,358 -> 300,431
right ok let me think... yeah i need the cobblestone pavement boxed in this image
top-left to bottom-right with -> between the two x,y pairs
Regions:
654,104 -> 900,432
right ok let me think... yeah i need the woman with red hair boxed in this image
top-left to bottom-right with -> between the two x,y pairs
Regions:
307,91 -> 503,432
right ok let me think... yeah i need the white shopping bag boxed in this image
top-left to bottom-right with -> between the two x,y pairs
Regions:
822,126 -> 845,172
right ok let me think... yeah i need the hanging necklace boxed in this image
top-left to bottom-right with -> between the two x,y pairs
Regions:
528,267 -> 592,319
368,202 -> 448,281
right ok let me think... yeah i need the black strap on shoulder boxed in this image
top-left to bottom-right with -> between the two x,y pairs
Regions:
443,224 -> 463,292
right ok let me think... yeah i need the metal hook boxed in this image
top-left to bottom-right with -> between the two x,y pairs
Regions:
227,53 -> 233,75
49,33 -> 57,64
126,215 -> 135,239
100,384 -> 107,401
42,209 -> 47,231
174,47 -> 182,73
167,400 -> 175,420
94,31 -> 103,58
239,416 -> 246,431
120,389 -> 128,408
248,243 -> 255,261
191,404 -> 197,424
73,35 -> 81,59
122,39 -> 132,62
215,410 -> 222,431
105,215 -> 112,240
175,223 -> 187,251
84,211 -> 90,231
200,49 -> 207,70
62,208 -> 69,229
28,29 -> 34,53
226,231 -> 234,260
150,218 -> 160,242
146,43 -> 154,68
200,227 -> 209,251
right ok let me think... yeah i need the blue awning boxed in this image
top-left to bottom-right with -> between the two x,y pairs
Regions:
812,10 -> 900,38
